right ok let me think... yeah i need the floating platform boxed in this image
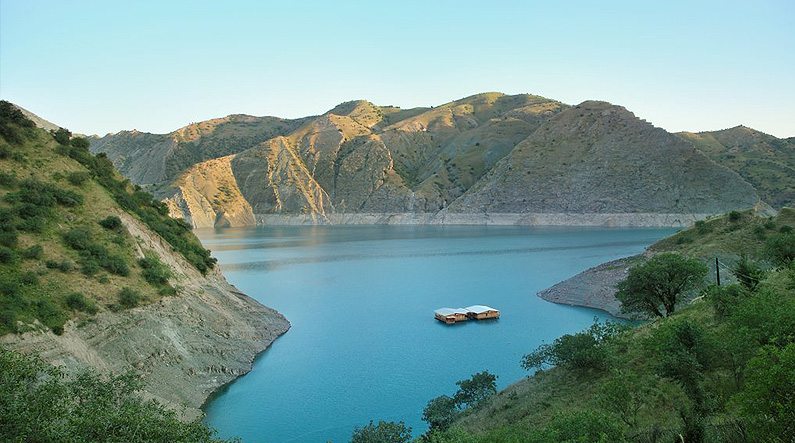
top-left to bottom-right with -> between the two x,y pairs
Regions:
434,305 -> 499,324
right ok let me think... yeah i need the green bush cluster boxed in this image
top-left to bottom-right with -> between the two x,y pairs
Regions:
118,287 -> 143,308
56,141 -> 215,274
0,101 -> 35,145
521,319 -> 627,372
97,215 -> 123,231
66,171 -> 90,186
138,254 -> 172,286
65,292 -> 98,314
0,347 -> 235,443
62,228 -> 130,276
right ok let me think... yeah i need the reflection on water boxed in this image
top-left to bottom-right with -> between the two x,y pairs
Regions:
200,225 -> 676,443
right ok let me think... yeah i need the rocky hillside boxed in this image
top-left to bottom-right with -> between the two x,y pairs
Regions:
90,114 -> 312,186
90,93 -> 767,228
678,126 -> 795,209
0,102 -> 289,418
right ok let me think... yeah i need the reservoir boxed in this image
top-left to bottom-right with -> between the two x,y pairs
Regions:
199,225 -> 675,443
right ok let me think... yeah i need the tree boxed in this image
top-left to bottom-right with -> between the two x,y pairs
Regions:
616,253 -> 708,317
595,370 -> 656,429
732,255 -> 767,291
422,395 -> 458,432
0,347 -> 233,443
521,319 -> 627,372
765,232 -> 795,268
731,343 -> 795,443
453,371 -> 497,408
350,420 -> 412,443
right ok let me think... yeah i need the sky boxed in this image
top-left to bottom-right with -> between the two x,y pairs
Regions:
1,0 -> 793,137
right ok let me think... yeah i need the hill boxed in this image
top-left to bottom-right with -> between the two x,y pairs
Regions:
677,126 -> 795,209
91,93 -> 766,228
539,208 -> 795,317
414,210 -> 795,443
0,102 -> 289,418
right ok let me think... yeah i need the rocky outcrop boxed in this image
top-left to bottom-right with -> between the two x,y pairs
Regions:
1,210 -> 289,418
164,155 -> 256,228
90,114 -> 310,185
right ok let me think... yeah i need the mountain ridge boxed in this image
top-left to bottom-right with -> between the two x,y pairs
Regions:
86,93 -> 782,228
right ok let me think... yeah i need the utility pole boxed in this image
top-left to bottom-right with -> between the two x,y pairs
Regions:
715,257 -> 721,286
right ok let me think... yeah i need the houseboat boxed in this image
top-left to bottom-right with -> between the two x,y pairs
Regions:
434,308 -> 469,324
465,305 -> 500,320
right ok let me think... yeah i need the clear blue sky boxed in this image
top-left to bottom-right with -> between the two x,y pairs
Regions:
1,0 -> 793,137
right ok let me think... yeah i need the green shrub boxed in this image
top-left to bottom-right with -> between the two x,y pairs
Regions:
705,284 -> 748,321
66,171 -> 90,186
45,260 -> 59,269
0,230 -> 18,247
57,260 -> 73,272
35,300 -> 66,335
781,225 -> 794,234
98,215 -> 123,231
728,211 -> 742,222
100,254 -> 129,276
0,247 -> 15,263
350,420 -> 412,443
0,171 -> 17,187
16,216 -> 46,232
21,244 -> 43,260
63,228 -> 93,250
763,220 -> 776,230
139,255 -> 171,286
0,347 -> 241,443
765,232 -> 795,267
18,271 -> 38,286
65,292 -> 98,314
158,285 -> 177,297
118,288 -> 142,308
522,319 -> 628,372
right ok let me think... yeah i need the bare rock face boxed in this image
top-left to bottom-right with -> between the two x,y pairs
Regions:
164,155 -> 256,228
1,211 -> 289,418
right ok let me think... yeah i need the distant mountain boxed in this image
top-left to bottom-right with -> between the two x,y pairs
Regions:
89,93 -> 769,228
89,114 -> 314,185
677,126 -> 795,209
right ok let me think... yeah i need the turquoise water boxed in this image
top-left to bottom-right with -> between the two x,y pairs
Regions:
198,225 -> 676,443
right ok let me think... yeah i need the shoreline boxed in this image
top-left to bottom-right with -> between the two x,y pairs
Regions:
250,212 -> 714,228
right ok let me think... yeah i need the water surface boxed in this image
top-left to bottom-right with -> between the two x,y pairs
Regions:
199,225 -> 675,443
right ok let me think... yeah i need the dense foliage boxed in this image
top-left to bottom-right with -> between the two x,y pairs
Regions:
54,132 -> 215,274
350,420 -> 412,443
521,319 -> 627,372
0,347 -> 234,443
616,253 -> 708,317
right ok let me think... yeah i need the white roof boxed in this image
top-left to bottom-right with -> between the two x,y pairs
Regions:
465,305 -> 498,313
434,308 -> 469,316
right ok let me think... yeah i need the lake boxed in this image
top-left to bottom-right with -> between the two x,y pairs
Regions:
198,225 -> 676,443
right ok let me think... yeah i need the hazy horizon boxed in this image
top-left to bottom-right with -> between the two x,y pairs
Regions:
2,0 -> 793,138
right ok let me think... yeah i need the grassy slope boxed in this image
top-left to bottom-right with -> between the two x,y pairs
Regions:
445,210 -> 794,442
678,127 -> 795,209
0,107 -> 209,335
